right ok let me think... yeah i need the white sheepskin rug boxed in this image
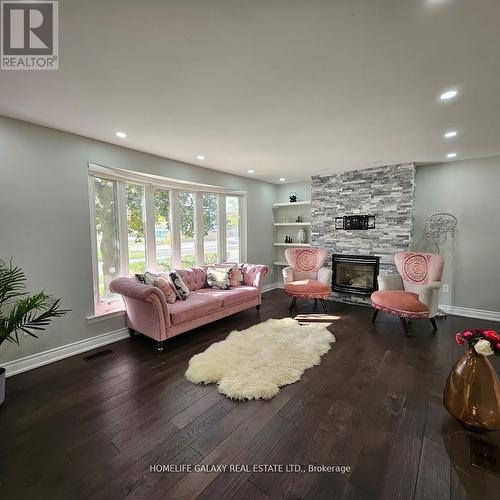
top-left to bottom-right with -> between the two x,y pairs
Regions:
185,317 -> 335,400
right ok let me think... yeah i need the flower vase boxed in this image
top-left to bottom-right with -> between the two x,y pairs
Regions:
443,347 -> 500,432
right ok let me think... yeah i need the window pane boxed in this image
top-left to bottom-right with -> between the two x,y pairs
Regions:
154,189 -> 172,272
226,196 -> 240,262
126,183 -> 146,274
203,193 -> 218,265
179,192 -> 196,268
94,177 -> 119,302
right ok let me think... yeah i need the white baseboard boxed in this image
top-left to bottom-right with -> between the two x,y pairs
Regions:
262,282 -> 280,292
3,328 -> 130,378
439,304 -> 500,322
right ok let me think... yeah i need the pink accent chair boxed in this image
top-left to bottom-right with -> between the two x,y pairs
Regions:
283,248 -> 332,313
110,264 -> 268,350
371,252 -> 444,336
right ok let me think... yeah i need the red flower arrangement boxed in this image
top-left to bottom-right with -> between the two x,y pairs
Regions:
455,329 -> 500,356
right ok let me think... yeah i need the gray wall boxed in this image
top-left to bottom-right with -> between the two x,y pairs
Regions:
413,157 -> 500,312
0,117 -> 277,364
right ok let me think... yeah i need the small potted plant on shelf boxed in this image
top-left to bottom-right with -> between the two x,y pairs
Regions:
0,258 -> 69,406
444,328 -> 500,432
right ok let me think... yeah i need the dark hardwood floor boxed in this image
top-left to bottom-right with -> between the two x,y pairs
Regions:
1,289 -> 499,499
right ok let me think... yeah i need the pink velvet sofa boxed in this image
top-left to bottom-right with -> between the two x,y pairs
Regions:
109,265 -> 268,350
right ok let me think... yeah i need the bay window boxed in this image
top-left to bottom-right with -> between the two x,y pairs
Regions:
88,164 -> 246,316
226,196 -> 240,262
202,193 -> 219,265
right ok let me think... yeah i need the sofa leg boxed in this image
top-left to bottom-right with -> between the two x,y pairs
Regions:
256,304 -> 261,312
400,317 -> 411,337
128,328 -> 136,338
372,309 -> 379,323
430,317 -> 438,331
319,298 -> 327,313
289,297 -> 297,311
156,341 -> 164,352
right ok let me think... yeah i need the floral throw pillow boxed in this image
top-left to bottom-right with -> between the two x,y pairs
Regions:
228,267 -> 239,288
153,277 -> 177,304
168,272 -> 190,300
206,267 -> 231,290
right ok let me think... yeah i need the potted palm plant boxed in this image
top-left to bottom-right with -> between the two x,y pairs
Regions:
0,258 -> 69,406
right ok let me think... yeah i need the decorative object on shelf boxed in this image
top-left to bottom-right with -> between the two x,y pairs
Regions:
444,328 -> 500,432
425,212 -> 458,253
0,258 -> 69,406
285,236 -> 293,244
296,215 -> 303,223
297,228 -> 306,244
335,217 -> 344,230
289,192 -> 298,203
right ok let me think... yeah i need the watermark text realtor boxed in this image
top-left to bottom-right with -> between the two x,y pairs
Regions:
1,0 -> 58,69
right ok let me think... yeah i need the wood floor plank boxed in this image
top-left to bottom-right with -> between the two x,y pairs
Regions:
1,290 -> 499,500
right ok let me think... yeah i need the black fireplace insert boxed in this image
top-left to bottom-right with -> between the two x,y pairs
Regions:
332,254 -> 380,295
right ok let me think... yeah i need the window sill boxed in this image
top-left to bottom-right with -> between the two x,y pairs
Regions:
87,300 -> 126,323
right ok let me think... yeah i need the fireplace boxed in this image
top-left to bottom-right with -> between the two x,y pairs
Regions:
332,254 -> 380,295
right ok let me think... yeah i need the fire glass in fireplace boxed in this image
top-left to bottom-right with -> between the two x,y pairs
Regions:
332,254 -> 380,295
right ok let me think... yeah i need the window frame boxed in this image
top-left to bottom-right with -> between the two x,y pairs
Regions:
88,163 -> 247,315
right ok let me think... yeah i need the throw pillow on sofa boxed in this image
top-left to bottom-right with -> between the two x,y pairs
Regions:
168,271 -> 190,300
228,267 -> 239,287
153,277 -> 177,304
135,272 -> 159,286
206,267 -> 231,290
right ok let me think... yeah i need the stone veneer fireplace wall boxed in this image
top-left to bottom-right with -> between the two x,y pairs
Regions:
311,163 -> 416,304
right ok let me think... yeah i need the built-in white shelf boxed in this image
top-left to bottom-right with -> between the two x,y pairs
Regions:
273,222 -> 311,227
273,243 -> 311,247
272,200 -> 311,208
273,261 -> 288,266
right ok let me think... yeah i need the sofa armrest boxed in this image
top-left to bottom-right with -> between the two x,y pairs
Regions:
242,264 -> 268,292
418,281 -> 442,317
378,273 -> 404,291
317,267 -> 332,286
282,266 -> 294,284
109,277 -> 171,337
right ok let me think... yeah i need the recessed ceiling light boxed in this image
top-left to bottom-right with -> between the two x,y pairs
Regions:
247,169 -> 255,174
440,89 -> 458,100
115,131 -> 127,138
197,155 -> 205,161
279,177 -> 286,182
447,152 -> 457,158
444,130 -> 457,138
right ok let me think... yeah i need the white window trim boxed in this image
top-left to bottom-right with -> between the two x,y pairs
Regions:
88,163 -> 247,316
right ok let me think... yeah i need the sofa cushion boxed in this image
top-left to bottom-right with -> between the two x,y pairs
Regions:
168,293 -> 222,325
371,290 -> 429,318
193,286 -> 258,307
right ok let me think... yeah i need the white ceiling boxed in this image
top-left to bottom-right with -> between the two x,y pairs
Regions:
1,0 -> 499,183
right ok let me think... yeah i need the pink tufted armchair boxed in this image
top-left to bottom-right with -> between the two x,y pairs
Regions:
283,248 -> 332,313
371,252 -> 444,336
